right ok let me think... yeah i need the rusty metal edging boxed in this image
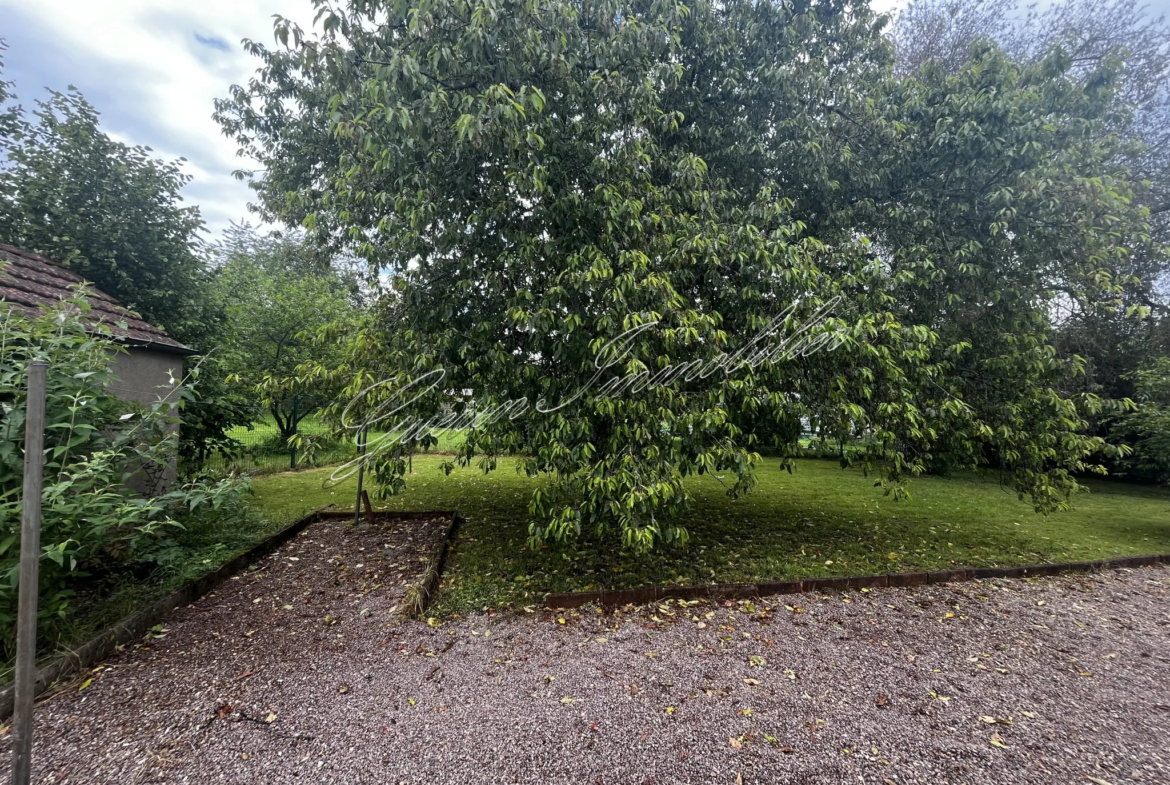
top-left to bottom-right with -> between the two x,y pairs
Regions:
543,553 -> 1170,609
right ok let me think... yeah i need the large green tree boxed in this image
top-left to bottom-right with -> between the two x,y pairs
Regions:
218,0 -> 1149,550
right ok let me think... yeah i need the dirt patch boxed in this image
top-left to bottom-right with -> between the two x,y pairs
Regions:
2,516 -> 1168,784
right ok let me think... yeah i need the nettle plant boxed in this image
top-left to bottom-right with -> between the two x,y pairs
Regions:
0,292 -> 244,652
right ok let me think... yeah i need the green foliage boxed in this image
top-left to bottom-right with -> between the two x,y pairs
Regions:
210,224 -> 364,443
0,88 -> 213,344
0,293 -> 246,658
220,0 -> 1152,551
1111,357 -> 1170,484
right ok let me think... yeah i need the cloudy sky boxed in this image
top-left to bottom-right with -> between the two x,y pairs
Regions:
0,0 -> 322,239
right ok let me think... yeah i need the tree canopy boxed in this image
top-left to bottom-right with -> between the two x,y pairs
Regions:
217,0 -> 1158,549
210,224 -> 364,442
0,86 -> 214,347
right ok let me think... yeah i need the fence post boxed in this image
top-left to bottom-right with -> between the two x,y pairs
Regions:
353,426 -> 366,527
12,361 -> 48,785
289,395 -> 299,470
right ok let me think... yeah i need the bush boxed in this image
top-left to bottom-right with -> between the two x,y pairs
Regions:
0,292 -> 246,658
1112,358 -> 1170,485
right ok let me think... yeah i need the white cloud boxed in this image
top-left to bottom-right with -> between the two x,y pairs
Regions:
1,0 -> 319,238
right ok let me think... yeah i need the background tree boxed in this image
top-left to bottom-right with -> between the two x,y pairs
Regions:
0,88 -> 215,344
218,0 -> 1151,550
0,73 -> 258,468
210,224 -> 363,444
892,0 -> 1170,396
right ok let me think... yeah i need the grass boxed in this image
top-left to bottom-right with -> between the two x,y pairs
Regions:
249,455 -> 1170,615
208,418 -> 467,476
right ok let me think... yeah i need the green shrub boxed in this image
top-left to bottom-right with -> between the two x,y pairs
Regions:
1112,358 -> 1170,485
0,291 -> 246,658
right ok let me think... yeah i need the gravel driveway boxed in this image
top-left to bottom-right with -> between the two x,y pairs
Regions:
2,516 -> 1168,785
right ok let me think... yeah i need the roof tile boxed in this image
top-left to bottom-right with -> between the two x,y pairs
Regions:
0,244 -> 195,355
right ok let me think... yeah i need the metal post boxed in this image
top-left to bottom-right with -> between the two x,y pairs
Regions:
12,361 -> 47,785
289,395 -> 299,470
353,426 -> 366,527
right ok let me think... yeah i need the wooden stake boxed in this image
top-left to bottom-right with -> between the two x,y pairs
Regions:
12,361 -> 47,785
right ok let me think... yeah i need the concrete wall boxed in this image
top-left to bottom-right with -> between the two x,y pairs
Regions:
110,347 -> 185,493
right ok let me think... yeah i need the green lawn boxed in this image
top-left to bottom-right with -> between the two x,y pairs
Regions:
249,456 -> 1170,615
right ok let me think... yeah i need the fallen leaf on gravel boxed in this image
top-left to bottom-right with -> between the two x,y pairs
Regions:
996,668 -> 1010,675
744,678 -> 760,686
244,630 -> 255,637
407,697 -> 415,705
739,708 -> 754,716
216,703 -> 232,720
236,669 -> 253,681
427,617 -> 441,628
729,737 -> 744,749
749,655 -> 766,667
629,684 -> 639,696
1021,711 -> 1037,719
989,733 -> 1008,749
666,707 -> 675,715
1086,777 -> 1116,785
265,713 -> 276,723
874,694 -> 888,708
1078,670 -> 1092,677
736,773 -> 743,785
338,685 -> 350,694
78,679 -> 92,691
979,716 -> 1012,725
783,669 -> 796,680
560,697 -> 575,704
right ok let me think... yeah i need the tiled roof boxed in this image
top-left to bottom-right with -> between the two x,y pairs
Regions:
0,244 -> 195,355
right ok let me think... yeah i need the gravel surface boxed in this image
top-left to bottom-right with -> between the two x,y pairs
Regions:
2,516 -> 1168,785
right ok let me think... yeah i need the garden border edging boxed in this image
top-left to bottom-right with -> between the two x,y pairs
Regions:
0,506 -> 454,721
543,553 -> 1170,609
